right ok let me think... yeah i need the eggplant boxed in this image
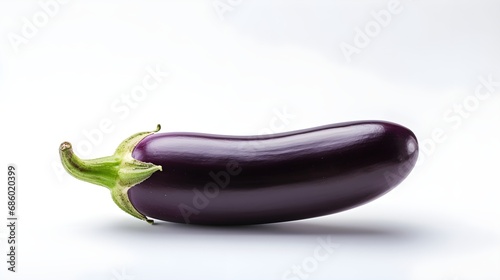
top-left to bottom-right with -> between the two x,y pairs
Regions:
59,121 -> 418,225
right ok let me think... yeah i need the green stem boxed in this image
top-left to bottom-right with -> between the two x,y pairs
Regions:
59,125 -> 162,224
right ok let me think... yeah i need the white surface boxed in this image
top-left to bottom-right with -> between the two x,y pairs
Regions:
1,1 -> 499,279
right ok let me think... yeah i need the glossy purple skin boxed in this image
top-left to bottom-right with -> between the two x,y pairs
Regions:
128,121 -> 418,225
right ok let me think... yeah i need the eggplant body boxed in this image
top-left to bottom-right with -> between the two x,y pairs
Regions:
128,121 -> 418,225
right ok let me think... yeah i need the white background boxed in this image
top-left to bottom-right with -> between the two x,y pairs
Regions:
1,1 -> 499,279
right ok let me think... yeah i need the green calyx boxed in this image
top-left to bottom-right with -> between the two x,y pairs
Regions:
59,125 -> 162,224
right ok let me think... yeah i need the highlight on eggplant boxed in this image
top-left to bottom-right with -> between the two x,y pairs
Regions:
59,121 -> 419,225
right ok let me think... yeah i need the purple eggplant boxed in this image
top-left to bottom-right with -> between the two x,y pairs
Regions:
59,121 -> 418,225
